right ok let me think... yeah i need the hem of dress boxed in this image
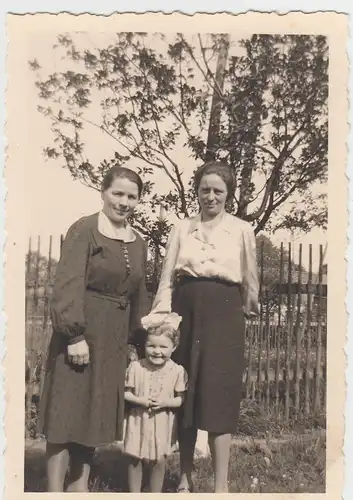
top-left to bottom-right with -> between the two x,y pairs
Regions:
123,449 -> 169,462
195,425 -> 239,434
43,436 -> 120,449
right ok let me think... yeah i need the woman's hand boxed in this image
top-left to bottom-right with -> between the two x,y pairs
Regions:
128,344 -> 138,362
67,340 -> 90,366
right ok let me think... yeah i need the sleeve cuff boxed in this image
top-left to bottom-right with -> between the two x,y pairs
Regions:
67,334 -> 85,345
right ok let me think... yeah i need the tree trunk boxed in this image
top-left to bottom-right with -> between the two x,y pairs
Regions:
205,35 -> 230,162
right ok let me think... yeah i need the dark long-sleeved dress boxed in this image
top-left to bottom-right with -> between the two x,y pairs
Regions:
38,213 -> 149,448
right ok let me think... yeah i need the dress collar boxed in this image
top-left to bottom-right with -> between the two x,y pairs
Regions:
97,211 -> 136,242
188,212 -> 232,235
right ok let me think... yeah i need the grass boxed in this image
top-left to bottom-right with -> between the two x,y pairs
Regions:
25,432 -> 326,493
237,399 -> 326,438
25,390 -> 326,492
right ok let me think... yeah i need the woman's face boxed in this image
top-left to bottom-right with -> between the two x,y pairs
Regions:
101,176 -> 139,224
197,173 -> 228,218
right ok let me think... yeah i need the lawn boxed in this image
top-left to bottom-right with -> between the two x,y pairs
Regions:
25,431 -> 325,493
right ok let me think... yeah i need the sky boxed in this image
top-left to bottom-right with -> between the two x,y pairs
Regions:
19,28 -> 327,269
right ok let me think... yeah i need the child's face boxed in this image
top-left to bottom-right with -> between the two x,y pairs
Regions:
145,333 -> 175,367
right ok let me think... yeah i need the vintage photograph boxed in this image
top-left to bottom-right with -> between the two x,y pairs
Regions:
4,12 -> 347,497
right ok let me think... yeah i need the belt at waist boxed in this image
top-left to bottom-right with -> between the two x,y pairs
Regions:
86,288 -> 130,309
174,273 -> 241,288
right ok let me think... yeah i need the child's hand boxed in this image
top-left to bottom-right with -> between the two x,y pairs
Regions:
149,397 -> 170,411
139,396 -> 152,408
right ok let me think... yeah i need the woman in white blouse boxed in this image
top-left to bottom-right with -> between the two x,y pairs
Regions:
149,161 -> 259,493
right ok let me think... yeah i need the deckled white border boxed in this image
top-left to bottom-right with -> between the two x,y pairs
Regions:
1,2 -> 352,499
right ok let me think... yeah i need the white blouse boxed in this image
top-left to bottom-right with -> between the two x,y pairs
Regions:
151,212 -> 260,316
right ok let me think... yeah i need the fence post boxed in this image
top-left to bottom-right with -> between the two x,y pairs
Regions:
284,243 -> 293,421
314,245 -> 324,411
257,240 -> 265,409
25,236 -> 41,438
294,244 -> 303,414
246,318 -> 254,398
275,243 -> 284,417
38,235 -> 53,406
304,245 -> 313,415
265,299 -> 271,416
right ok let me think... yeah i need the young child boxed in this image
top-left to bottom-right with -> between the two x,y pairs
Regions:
124,312 -> 188,493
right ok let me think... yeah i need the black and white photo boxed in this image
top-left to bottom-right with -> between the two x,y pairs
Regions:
4,11 -> 348,498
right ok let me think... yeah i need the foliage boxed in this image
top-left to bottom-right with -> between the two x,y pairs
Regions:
30,32 -> 328,248
26,250 -> 58,290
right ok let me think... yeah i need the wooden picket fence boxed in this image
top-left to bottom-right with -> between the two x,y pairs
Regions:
25,236 -> 327,437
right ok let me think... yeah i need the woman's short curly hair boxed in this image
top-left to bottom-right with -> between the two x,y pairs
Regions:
193,160 -> 236,202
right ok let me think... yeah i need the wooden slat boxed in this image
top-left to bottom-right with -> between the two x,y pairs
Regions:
323,315 -> 327,413
38,235 -> 53,405
246,319 -> 254,398
275,243 -> 284,417
42,235 -> 52,336
265,300 -> 271,415
294,244 -> 303,412
284,242 -> 292,421
25,237 -> 32,317
25,237 -> 32,438
314,245 -> 324,411
60,234 -> 64,255
26,236 -> 41,438
304,244 -> 313,415
33,237 -> 41,308
257,240 -> 265,409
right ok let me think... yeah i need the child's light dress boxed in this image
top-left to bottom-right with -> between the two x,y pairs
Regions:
124,358 -> 188,461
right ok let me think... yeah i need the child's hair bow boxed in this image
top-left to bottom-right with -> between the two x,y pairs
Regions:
141,311 -> 182,332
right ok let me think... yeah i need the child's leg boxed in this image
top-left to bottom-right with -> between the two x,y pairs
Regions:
128,456 -> 143,492
149,456 -> 166,493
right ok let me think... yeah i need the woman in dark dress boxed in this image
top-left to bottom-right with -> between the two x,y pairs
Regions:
38,166 -> 149,492
149,161 -> 259,492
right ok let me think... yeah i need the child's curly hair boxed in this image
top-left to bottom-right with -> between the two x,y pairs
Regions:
146,323 -> 180,348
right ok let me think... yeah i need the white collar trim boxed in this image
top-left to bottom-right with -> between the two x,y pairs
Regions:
98,211 -> 136,242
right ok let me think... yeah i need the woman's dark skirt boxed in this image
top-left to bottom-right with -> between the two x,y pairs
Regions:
172,276 -> 246,434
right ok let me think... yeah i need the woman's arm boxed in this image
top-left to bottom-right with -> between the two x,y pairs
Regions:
150,223 -> 181,314
241,224 -> 260,317
50,218 -> 90,345
128,241 -> 149,353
